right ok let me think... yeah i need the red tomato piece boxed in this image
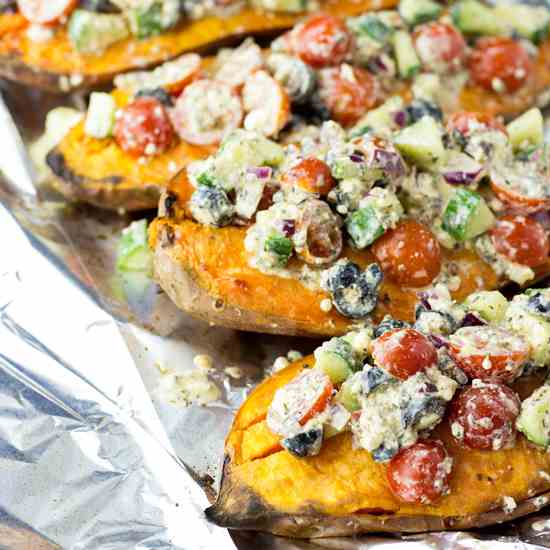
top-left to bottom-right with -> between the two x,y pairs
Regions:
446,111 -> 507,136
387,440 -> 452,504
449,382 -> 520,450
242,70 -> 290,138
17,0 -> 76,24
266,368 -> 334,436
413,22 -> 466,73
318,65 -> 380,127
371,220 -> 442,288
114,97 -> 174,157
371,328 -> 438,380
170,79 -> 243,146
468,37 -> 533,93
490,215 -> 549,268
293,14 -> 352,68
448,326 -> 530,382
282,158 -> 335,195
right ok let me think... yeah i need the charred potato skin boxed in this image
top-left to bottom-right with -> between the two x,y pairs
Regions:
206,361 -> 550,538
0,1 -> 397,93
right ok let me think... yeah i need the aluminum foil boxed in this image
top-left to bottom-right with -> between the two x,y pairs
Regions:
0,78 -> 550,550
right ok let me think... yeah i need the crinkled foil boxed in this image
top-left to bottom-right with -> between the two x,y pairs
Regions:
0,77 -> 549,550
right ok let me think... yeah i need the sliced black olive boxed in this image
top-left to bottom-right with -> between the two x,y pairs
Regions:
292,92 -> 332,125
79,0 -> 120,13
327,262 -> 383,319
189,186 -> 234,227
405,100 -> 443,124
371,441 -> 399,463
527,291 -> 550,320
374,316 -> 410,338
359,364 -> 395,395
400,396 -> 445,430
437,351 -> 468,386
136,88 -> 174,108
281,428 -> 323,458
0,0 -> 17,14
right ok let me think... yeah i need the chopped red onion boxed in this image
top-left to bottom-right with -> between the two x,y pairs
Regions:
429,334 -> 449,349
281,219 -> 296,237
393,110 -> 408,128
247,166 -> 273,179
460,312 -> 486,327
373,149 -> 405,176
349,154 -> 364,163
441,153 -> 482,185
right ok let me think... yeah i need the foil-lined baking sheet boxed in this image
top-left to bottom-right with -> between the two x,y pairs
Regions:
0,77 -> 549,550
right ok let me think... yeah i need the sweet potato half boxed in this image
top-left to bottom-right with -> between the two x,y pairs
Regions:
205,359 -> 550,538
47,37 -> 550,211
148,172 -> 550,338
0,0 -> 396,93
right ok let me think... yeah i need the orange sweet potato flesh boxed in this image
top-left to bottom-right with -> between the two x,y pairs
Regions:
148,171 -> 549,337
0,0 -> 397,93
206,359 -> 550,538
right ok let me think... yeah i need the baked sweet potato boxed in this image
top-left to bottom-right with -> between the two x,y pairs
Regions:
205,359 -> 550,537
148,172 -> 550,338
0,0 -> 396,93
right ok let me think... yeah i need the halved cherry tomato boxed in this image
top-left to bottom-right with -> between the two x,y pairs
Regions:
18,0 -> 76,25
449,382 -> 520,450
413,22 -> 466,73
242,70 -> 290,138
371,220 -> 442,288
448,326 -> 529,382
282,158 -> 335,195
170,79 -> 243,146
113,54 -> 202,95
468,37 -> 532,93
266,368 -> 334,437
387,440 -> 452,504
490,166 -> 550,213
490,215 -> 549,268
318,65 -> 379,127
215,39 -> 264,89
446,111 -> 507,137
293,14 -> 352,68
114,97 -> 174,157
371,328 -> 438,380
296,199 -> 343,265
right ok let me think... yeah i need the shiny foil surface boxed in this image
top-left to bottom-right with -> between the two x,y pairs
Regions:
0,77 -> 549,550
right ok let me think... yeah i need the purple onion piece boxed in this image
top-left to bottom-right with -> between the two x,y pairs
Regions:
393,110 -> 408,128
349,154 -> 364,163
532,210 -> 550,231
247,166 -> 273,179
372,148 -> 406,176
429,334 -> 449,349
367,56 -> 388,74
281,219 -> 296,237
441,153 -> 483,185
461,312 -> 486,327
443,171 -> 481,185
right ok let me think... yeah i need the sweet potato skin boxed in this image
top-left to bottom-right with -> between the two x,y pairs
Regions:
0,0 -> 397,92
206,360 -> 550,538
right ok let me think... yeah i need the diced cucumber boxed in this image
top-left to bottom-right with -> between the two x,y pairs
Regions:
346,205 -> 385,249
349,14 -> 393,43
197,172 -> 215,187
442,188 -> 495,242
117,219 -> 153,275
351,95 -> 404,136
393,30 -> 421,79
316,351 -> 353,384
506,108 -> 544,152
451,1 -> 501,36
493,4 -> 550,44
335,377 -> 361,411
399,0 -> 442,26
393,116 -> 445,169
463,290 -> 508,323
84,92 -> 116,139
128,2 -> 163,39
68,10 -> 128,54
251,0 -> 307,13
517,386 -> 550,448
264,234 -> 293,266
330,157 -> 365,180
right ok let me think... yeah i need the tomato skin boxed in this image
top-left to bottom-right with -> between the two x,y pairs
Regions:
114,97 -> 174,157
490,173 -> 550,214
318,65 -> 379,127
447,111 -> 507,136
468,37 -> 532,93
449,383 -> 520,450
491,215 -> 549,268
294,14 -> 352,68
413,22 -> 466,73
300,378 -> 334,425
371,220 -> 442,288
371,328 -> 438,380
282,158 -> 335,195
387,440 -> 452,504
448,326 -> 529,383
